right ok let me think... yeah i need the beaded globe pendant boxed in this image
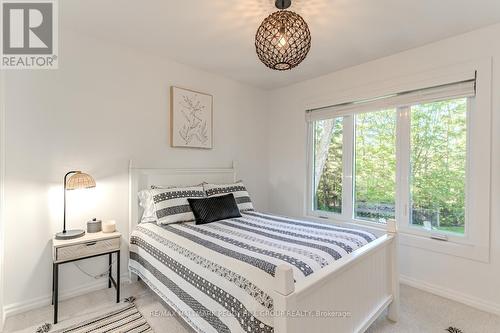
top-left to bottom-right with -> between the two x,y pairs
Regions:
255,0 -> 311,71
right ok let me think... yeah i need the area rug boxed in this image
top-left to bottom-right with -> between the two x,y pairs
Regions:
34,300 -> 153,333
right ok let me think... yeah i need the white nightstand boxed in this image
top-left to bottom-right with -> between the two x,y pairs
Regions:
52,231 -> 121,324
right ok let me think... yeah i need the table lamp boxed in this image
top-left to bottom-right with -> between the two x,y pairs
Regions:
55,171 -> 96,240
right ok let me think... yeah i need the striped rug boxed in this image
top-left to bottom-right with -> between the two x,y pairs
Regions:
51,303 -> 153,333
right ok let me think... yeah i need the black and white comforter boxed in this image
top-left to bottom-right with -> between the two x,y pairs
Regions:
129,211 -> 376,333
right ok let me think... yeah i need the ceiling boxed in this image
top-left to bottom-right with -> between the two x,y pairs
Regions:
61,0 -> 500,89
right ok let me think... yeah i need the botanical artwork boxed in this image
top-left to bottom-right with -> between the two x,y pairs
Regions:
171,87 -> 213,149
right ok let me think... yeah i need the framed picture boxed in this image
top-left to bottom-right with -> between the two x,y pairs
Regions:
170,86 -> 213,149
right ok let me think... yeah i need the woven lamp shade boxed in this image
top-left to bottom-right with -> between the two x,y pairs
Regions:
255,10 -> 311,70
66,172 -> 96,190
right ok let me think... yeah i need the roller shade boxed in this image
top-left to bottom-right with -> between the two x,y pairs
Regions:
306,76 -> 476,122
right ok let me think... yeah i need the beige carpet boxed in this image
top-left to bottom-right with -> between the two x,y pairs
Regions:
367,285 -> 500,333
4,282 -> 500,333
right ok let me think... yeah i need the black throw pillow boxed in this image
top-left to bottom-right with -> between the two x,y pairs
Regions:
187,193 -> 242,225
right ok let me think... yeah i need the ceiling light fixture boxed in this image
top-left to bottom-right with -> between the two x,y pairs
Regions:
255,0 -> 311,71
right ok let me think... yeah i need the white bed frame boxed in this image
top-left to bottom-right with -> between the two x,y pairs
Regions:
128,162 -> 399,333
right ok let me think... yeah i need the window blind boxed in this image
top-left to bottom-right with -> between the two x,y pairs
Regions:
306,75 -> 476,122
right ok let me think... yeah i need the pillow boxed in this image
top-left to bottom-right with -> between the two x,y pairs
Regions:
152,186 -> 205,225
151,182 -> 206,189
203,182 -> 254,211
138,190 -> 157,223
188,194 -> 241,225
150,185 -> 175,190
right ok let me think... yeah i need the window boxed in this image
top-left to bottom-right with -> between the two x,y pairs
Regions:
306,68 -> 493,261
307,77 -> 477,241
313,117 -> 343,214
354,110 -> 396,223
410,98 -> 467,234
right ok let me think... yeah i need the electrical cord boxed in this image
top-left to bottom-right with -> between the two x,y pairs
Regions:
74,260 -> 116,279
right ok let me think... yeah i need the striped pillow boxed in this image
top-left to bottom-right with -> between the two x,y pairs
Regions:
152,186 -> 205,225
203,182 -> 254,211
151,182 -> 206,189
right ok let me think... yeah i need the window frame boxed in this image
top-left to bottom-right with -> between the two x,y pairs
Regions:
307,99 -> 478,248
395,99 -> 471,244
352,108 -> 398,224
312,117 -> 345,214
308,112 -> 399,229
305,63 -> 491,262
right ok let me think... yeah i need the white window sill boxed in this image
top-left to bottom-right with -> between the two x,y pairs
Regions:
305,213 -> 489,263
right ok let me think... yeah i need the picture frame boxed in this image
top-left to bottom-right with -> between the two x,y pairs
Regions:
170,86 -> 213,149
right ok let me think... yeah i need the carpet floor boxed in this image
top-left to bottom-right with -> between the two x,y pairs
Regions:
4,282 -> 500,333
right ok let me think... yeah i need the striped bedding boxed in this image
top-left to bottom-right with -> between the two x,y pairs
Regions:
129,211 -> 377,333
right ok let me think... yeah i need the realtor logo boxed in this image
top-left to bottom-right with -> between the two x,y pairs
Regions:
1,0 -> 58,69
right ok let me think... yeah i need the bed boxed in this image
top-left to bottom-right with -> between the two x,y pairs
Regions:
128,163 -> 399,333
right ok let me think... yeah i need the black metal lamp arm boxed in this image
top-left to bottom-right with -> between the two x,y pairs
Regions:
62,170 -> 80,233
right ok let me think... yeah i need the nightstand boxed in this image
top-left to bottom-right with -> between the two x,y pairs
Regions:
52,231 -> 121,324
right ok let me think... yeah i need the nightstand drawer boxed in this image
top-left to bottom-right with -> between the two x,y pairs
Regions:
56,238 -> 120,261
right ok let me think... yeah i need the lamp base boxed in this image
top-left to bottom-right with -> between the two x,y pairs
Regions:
55,229 -> 85,240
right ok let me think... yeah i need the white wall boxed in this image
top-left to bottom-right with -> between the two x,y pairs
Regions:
2,30 -> 269,315
0,68 -> 6,329
267,23 -> 500,314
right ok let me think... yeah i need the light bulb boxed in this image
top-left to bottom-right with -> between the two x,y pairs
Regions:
277,25 -> 287,48
278,35 -> 287,47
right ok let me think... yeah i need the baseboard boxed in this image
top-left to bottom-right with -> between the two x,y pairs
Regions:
400,274 -> 500,316
3,273 -> 130,318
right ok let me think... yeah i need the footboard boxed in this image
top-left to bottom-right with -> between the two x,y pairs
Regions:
273,223 -> 399,333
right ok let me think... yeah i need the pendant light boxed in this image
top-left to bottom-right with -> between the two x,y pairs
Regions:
255,0 -> 311,70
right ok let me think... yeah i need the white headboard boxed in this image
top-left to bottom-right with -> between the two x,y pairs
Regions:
128,160 -> 237,241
